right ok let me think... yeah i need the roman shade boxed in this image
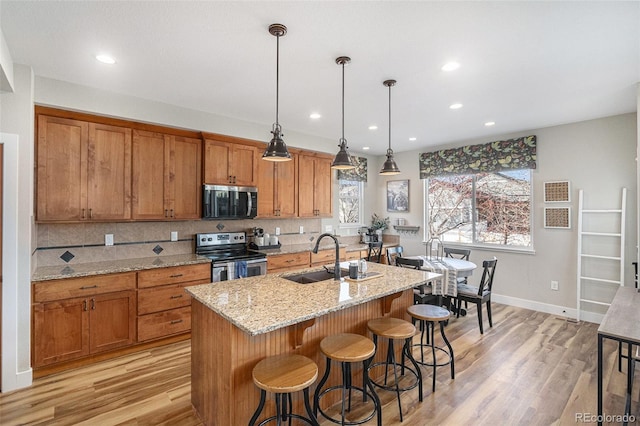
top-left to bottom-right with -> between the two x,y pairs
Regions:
337,156 -> 368,182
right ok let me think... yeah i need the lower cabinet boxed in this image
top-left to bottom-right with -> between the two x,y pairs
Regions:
310,248 -> 346,267
267,252 -> 311,274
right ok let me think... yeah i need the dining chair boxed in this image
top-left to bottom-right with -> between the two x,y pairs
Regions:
367,241 -> 384,263
396,257 -> 437,305
385,246 -> 404,265
444,247 -> 472,312
453,258 -> 497,334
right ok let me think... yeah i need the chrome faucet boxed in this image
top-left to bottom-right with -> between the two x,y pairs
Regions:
312,233 -> 341,280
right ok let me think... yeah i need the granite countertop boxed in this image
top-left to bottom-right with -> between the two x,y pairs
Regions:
253,241 -> 397,256
185,262 -> 442,336
32,254 -> 211,282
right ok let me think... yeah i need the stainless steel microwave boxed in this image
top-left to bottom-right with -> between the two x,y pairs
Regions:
202,184 -> 258,219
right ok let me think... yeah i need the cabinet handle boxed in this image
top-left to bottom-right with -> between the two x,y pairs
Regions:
170,209 -> 174,218
170,274 -> 183,278
228,175 -> 232,183
170,319 -> 183,325
164,209 -> 169,218
80,285 -> 98,290
90,298 -> 96,310
170,294 -> 183,299
83,299 -> 88,311
89,208 -> 93,219
82,208 -> 86,219
285,259 -> 294,263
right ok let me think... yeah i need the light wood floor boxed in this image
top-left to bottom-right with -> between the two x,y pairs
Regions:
1,303 -> 638,425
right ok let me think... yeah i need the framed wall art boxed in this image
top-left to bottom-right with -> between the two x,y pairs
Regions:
544,181 -> 571,203
387,180 -> 409,212
544,207 -> 571,229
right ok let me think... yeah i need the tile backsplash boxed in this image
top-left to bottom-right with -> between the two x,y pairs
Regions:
35,218 -> 323,267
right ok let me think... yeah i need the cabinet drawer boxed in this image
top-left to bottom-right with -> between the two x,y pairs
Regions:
345,250 -> 365,261
138,263 -> 211,288
310,248 -> 346,266
138,283 -> 193,315
267,252 -> 310,272
138,307 -> 191,341
33,272 -> 137,303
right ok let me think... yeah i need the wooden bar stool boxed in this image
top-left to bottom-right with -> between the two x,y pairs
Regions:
407,304 -> 455,392
249,354 -> 320,426
367,317 -> 423,422
313,333 -> 382,426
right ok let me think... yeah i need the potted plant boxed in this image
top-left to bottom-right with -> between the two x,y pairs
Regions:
371,214 -> 390,239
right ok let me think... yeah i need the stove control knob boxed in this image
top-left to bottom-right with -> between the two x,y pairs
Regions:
200,237 -> 206,242
208,237 -> 213,241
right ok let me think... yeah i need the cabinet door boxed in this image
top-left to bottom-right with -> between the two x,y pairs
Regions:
297,154 -> 316,217
89,290 -> 136,354
232,144 -> 258,186
203,140 -> 231,184
87,123 -> 132,220
132,130 -> 169,220
36,115 -> 88,221
256,157 -> 277,217
170,136 -> 202,219
275,154 -> 297,217
33,297 -> 89,367
314,157 -> 333,217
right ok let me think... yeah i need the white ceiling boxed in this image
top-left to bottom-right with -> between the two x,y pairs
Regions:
1,1 -> 638,155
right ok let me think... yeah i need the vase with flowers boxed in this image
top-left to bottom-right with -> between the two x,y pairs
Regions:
371,214 -> 390,240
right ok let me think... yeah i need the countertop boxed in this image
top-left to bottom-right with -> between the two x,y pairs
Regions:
32,254 -> 211,282
252,241 -> 397,256
185,261 -> 442,336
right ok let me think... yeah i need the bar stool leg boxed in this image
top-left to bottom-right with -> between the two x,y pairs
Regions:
363,357 -> 383,426
249,389 -> 267,426
440,321 -> 455,380
430,320 -> 437,392
403,337 -> 423,402
313,357 -> 332,416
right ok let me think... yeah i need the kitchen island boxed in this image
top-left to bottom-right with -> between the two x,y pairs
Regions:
186,261 -> 441,425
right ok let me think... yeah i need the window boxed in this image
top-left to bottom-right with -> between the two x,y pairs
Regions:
338,180 -> 363,225
425,170 -> 532,248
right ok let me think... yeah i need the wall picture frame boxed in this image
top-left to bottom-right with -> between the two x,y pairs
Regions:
387,180 -> 409,212
544,207 -> 571,229
544,181 -> 571,203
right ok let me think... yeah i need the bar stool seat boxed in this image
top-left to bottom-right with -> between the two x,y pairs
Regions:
367,317 -> 423,422
407,304 -> 455,392
249,354 -> 319,426
314,333 -> 382,426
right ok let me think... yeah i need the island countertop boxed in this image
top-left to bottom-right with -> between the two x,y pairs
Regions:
185,261 -> 441,336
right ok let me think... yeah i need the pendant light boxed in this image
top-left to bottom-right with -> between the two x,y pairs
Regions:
331,56 -> 355,170
262,23 -> 292,162
380,79 -> 401,175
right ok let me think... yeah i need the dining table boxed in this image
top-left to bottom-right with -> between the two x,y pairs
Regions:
597,286 -> 640,426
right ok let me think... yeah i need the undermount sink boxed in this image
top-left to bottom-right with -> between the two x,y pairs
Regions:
282,268 -> 349,284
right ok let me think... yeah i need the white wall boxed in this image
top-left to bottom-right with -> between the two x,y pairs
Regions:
0,63 -> 34,391
0,27 -> 14,93
379,113 -> 638,322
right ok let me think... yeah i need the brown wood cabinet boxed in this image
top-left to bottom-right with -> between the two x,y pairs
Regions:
32,273 -> 137,367
310,248 -> 347,267
203,139 -> 258,186
136,264 -> 210,342
132,130 -> 202,220
266,252 -> 310,274
298,153 -> 333,217
36,116 -> 132,222
257,153 -> 297,218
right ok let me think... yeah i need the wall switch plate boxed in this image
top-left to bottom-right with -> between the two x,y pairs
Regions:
171,231 -> 178,241
275,227 -> 280,236
551,280 -> 559,291
299,226 -> 304,234
325,225 -> 333,233
105,234 -> 114,246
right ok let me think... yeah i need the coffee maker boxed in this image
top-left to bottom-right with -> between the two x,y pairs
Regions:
360,227 -> 378,243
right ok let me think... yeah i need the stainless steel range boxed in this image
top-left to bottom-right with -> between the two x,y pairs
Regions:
195,232 -> 267,282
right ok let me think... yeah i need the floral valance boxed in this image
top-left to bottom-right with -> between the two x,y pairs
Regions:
419,135 -> 536,178
337,156 -> 368,182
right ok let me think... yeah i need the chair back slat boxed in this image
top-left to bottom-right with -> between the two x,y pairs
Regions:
444,247 -> 471,261
396,257 -> 423,269
385,246 -> 404,265
367,241 -> 384,263
477,258 -> 498,295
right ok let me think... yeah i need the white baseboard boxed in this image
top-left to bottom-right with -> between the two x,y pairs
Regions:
16,368 -> 33,390
492,293 -> 604,324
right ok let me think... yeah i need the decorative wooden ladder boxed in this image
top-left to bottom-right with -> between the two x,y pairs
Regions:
576,188 -> 626,322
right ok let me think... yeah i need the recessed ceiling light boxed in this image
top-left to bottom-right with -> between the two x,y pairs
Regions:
441,61 -> 460,72
449,103 -> 463,110
484,121 -> 496,127
309,113 -> 321,119
363,146 -> 370,150
96,54 -> 116,64
368,125 -> 378,130
409,137 -> 417,141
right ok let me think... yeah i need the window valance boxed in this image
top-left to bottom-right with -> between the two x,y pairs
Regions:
419,135 -> 536,178
337,156 -> 368,182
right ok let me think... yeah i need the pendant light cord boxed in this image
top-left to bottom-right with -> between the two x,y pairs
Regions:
275,34 -> 280,131
388,83 -> 392,152
341,60 -> 345,142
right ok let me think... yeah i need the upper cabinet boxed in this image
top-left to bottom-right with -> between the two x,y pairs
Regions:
132,130 -> 202,220
257,153 -> 298,218
203,139 -> 258,186
298,154 -> 333,217
37,115 -> 132,222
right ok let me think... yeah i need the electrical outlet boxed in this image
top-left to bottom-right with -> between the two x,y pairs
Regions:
275,227 -> 280,236
551,280 -> 559,291
299,226 -> 304,234
171,231 -> 178,241
325,225 -> 333,233
105,234 -> 114,246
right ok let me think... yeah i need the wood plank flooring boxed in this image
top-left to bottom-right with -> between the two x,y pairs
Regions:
1,303 -> 638,425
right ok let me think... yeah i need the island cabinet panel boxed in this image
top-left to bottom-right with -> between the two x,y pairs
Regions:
266,252 -> 310,273
190,289 -> 414,426
203,139 -> 258,186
